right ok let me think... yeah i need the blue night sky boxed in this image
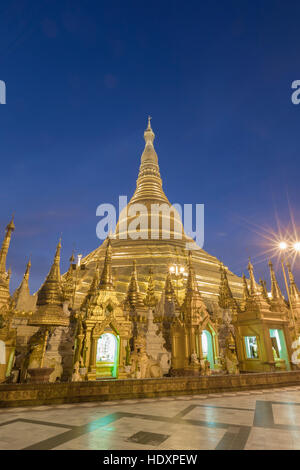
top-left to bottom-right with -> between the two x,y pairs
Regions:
0,0 -> 299,293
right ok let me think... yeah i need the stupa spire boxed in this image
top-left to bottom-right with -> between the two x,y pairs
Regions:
165,272 -> 176,302
242,273 -> 250,300
129,117 -> 169,206
185,251 -> 199,293
62,251 -> 76,303
182,252 -> 208,323
247,258 -> 258,295
218,263 -> 236,309
125,260 -> 144,309
20,258 -> 31,287
286,262 -> 300,302
24,258 -> 31,281
259,278 -> 270,303
0,215 -> 15,273
36,239 -> 63,307
29,239 -> 68,327
268,260 -> 284,300
144,116 -> 155,144
99,238 -> 114,290
144,268 -> 157,307
81,262 -> 100,310
12,258 -> 31,304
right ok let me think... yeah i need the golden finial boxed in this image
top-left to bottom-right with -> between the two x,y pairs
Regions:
144,115 -> 155,145
247,257 -> 257,295
242,273 -> 250,300
99,238 -> 114,290
144,267 -> 157,307
69,251 -> 75,264
125,259 -> 144,309
0,215 -> 16,273
6,214 -> 15,232
286,262 -> 300,301
268,259 -> 283,300
24,257 -> 31,280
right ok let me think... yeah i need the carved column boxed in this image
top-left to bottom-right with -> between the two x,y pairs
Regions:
84,328 -> 92,369
88,334 -> 97,380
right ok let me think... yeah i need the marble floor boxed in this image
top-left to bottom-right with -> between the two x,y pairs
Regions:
1,386 -> 300,450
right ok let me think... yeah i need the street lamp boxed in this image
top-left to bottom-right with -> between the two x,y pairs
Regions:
279,241 -> 288,250
294,242 -> 300,252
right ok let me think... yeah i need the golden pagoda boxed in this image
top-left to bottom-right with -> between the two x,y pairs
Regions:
69,118 -> 244,315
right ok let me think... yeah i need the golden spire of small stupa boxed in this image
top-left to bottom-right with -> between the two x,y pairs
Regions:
164,271 -> 175,302
144,268 -> 157,307
12,258 -> 31,302
286,262 -> 300,302
0,215 -> 15,273
99,238 -> 114,290
259,278 -> 270,303
218,262 -> 236,309
182,252 -> 202,306
29,239 -> 68,327
81,261 -> 100,310
247,258 -> 258,295
36,239 -> 63,307
268,260 -> 284,300
242,273 -> 250,300
126,260 -> 144,309
24,258 -> 31,281
62,251 -> 76,303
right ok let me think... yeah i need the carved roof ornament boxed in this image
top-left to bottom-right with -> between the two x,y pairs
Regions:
218,262 -> 237,310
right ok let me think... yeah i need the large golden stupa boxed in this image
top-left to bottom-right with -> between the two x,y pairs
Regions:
71,118 -> 244,311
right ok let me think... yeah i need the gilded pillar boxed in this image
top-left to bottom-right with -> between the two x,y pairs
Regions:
84,329 -> 92,369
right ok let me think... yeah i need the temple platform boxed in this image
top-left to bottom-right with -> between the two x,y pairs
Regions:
1,370 -> 300,408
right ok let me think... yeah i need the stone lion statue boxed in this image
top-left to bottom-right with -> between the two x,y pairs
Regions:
129,335 -> 162,378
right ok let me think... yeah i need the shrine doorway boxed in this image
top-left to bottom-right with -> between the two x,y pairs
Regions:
96,333 -> 119,378
269,329 -> 290,370
201,330 -> 215,369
